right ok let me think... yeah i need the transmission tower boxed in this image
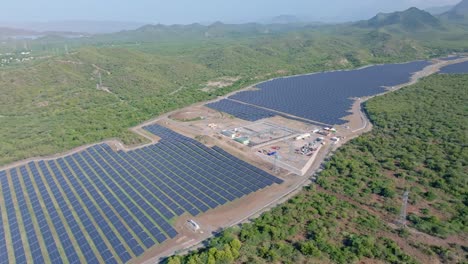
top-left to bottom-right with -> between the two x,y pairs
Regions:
98,72 -> 103,88
397,190 -> 409,227
273,152 -> 280,173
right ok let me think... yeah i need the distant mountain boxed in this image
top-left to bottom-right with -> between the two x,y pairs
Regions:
0,20 -> 146,34
261,15 -> 303,24
0,26 -> 87,40
356,7 -> 442,31
107,22 -> 306,42
425,5 -> 455,15
440,0 -> 468,22
0,26 -> 37,37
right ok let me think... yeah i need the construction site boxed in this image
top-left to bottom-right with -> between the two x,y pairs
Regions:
162,104 -> 348,177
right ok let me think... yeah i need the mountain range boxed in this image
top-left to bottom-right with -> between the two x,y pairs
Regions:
0,20 -> 146,36
356,7 -> 442,32
425,5 -> 455,15
440,0 -> 468,22
354,1 -> 468,32
1,2 -> 468,40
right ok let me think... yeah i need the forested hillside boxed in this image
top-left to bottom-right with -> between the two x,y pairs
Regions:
319,74 -> 467,239
167,73 -> 468,264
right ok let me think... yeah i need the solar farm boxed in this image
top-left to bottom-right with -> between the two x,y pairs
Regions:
208,61 -> 430,125
0,58 -> 442,263
0,124 -> 283,264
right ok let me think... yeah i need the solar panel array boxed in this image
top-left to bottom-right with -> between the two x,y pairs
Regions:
206,99 -> 322,126
206,99 -> 278,121
439,56 -> 466,61
439,61 -> 468,74
0,125 -> 282,264
207,61 -> 430,125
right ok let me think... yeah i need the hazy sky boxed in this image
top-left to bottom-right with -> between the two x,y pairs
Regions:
2,0 -> 462,23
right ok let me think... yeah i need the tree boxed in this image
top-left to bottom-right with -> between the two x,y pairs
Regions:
166,256 -> 181,264
300,241 -> 321,257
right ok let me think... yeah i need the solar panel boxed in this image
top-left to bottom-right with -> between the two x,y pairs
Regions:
79,151 -> 157,246
206,61 -> 430,125
0,203 -> 9,264
63,156 -> 139,261
439,61 -> 468,74
2,169 -> 28,264
0,123 -> 284,263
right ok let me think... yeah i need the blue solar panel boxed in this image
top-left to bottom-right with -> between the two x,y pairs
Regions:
0,203 -> 9,264
206,99 -> 278,121
439,61 -> 468,74
79,151 -> 156,246
439,55 -> 465,61
89,147 -> 178,239
105,147 -> 192,215
62,156 -> 134,262
0,122 -> 283,263
47,160 -> 100,264
206,61 -> 430,125
16,166 -> 45,264
72,154 -> 146,255
2,169 -> 27,264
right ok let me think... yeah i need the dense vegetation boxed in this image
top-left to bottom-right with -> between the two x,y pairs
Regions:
167,190 -> 416,264
168,74 -> 467,263
318,74 -> 467,239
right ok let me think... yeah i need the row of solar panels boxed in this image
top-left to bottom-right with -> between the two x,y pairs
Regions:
206,99 -> 333,125
439,61 -> 468,74
206,61 -> 431,125
0,124 -> 283,264
439,56 -> 466,61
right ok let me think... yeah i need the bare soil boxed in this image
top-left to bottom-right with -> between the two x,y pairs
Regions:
168,107 -> 222,122
200,77 -> 241,92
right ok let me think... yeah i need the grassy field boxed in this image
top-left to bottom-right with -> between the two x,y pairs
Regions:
168,73 -> 468,264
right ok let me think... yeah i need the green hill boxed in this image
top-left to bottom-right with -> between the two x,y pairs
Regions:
88,22 -> 305,44
425,4 -> 456,15
440,0 -> 468,23
0,26 -> 37,38
356,7 -> 442,32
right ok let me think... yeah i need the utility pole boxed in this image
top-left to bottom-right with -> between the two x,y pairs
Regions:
397,190 -> 409,227
98,72 -> 102,88
273,152 -> 280,173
